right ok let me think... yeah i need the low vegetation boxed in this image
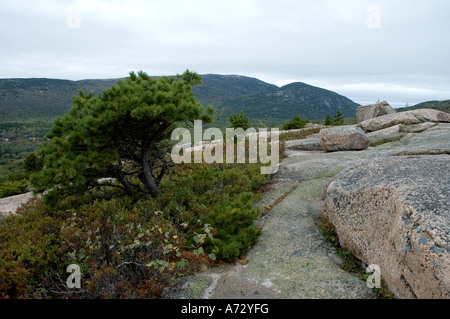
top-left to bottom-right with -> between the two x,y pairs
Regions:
279,127 -> 322,142
0,158 -> 269,299
0,179 -> 28,198
0,72 -> 272,299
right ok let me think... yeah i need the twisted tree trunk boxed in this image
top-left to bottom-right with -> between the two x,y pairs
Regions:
141,147 -> 160,197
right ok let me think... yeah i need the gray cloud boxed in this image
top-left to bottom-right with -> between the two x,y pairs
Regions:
1,0 -> 449,107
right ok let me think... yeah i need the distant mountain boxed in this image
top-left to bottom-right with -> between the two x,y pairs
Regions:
192,74 -> 279,106
0,75 -> 277,121
0,78 -> 118,120
0,74 -> 359,122
214,81 -> 359,121
397,100 -> 450,113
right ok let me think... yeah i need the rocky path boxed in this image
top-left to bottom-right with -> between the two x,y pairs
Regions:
169,122 -> 449,300
167,143 -> 390,299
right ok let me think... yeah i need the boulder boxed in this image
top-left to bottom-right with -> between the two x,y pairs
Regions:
319,126 -> 369,152
324,155 -> 450,298
359,109 -> 450,132
358,112 -> 421,132
428,123 -> 450,131
0,192 -> 34,216
366,125 -> 405,145
387,129 -> 450,156
408,109 -> 450,123
285,138 -> 323,151
399,122 -> 437,133
356,101 -> 396,123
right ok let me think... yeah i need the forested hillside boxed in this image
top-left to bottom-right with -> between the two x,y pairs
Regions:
0,75 -> 358,122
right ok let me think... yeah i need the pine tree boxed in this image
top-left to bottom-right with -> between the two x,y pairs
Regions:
324,114 -> 332,126
31,70 -> 214,205
333,110 -> 344,126
229,111 -> 252,130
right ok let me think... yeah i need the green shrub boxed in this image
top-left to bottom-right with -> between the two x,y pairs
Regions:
282,115 -> 309,130
0,179 -> 29,198
23,153 -> 44,173
0,200 -> 63,298
202,192 -> 261,261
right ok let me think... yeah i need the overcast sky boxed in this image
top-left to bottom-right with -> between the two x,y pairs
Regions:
1,0 -> 449,107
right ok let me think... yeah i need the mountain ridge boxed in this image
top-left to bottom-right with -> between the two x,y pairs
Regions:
397,100 -> 450,113
213,80 -> 359,120
0,74 -> 358,122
